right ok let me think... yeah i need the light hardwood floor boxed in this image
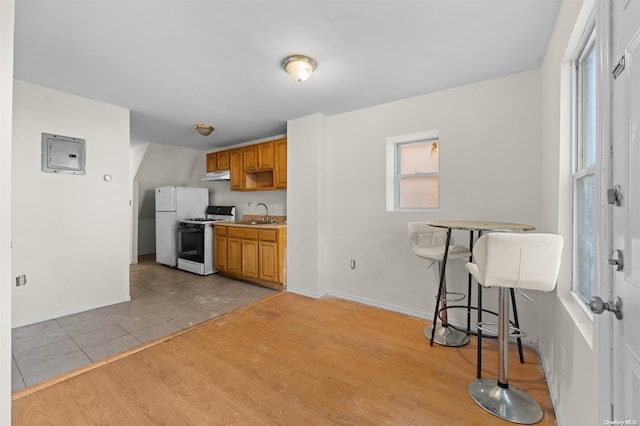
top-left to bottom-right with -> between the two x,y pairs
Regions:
12,292 -> 556,425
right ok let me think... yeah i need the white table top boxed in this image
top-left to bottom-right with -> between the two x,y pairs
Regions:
425,220 -> 536,233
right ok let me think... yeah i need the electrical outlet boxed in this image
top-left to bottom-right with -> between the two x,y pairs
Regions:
350,259 -> 356,269
15,275 -> 27,286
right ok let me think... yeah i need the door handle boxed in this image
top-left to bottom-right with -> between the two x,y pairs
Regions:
588,296 -> 623,320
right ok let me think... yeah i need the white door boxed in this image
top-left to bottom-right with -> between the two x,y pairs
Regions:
607,0 -> 640,420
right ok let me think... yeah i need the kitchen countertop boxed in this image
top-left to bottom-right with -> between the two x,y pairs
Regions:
215,215 -> 287,228
215,221 -> 286,229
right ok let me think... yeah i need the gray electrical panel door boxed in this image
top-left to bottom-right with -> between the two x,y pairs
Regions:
41,133 -> 86,174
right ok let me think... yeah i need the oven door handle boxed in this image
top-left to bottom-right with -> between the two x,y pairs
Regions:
178,227 -> 202,233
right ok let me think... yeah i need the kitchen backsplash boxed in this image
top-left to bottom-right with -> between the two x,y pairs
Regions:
208,186 -> 286,219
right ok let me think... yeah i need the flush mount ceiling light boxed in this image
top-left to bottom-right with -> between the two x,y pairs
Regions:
194,124 -> 214,136
282,55 -> 317,82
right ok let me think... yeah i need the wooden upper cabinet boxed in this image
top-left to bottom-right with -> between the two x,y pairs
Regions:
206,153 -> 216,173
211,137 -> 286,191
242,145 -> 257,172
229,149 -> 243,190
274,138 -> 287,188
257,141 -> 275,170
206,150 -> 230,172
216,150 -> 230,170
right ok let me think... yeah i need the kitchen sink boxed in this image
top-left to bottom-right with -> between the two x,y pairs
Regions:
234,220 -> 274,225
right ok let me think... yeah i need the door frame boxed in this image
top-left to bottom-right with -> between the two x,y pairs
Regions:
597,0 -> 614,422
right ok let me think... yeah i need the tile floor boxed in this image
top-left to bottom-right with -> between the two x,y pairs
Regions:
11,256 -> 277,392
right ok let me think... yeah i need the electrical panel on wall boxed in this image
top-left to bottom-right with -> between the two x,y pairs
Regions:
41,133 -> 86,175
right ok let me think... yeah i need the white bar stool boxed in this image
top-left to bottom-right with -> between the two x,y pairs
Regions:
408,222 -> 471,347
465,233 -> 563,424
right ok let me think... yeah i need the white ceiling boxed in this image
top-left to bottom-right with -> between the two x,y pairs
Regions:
13,0 -> 561,151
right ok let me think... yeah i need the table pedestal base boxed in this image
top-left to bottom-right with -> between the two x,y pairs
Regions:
423,324 -> 469,347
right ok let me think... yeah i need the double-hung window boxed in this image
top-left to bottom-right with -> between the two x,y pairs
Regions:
572,24 -> 597,305
386,130 -> 439,211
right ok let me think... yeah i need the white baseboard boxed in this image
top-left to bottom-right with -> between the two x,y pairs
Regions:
537,341 -> 563,426
285,287 -> 329,299
12,296 -> 132,329
286,288 -> 539,346
323,289 -> 431,320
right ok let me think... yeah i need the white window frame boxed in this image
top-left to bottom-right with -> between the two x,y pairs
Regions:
570,19 -> 597,315
385,130 -> 440,212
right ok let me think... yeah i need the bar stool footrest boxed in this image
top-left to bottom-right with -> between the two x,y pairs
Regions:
475,321 -> 528,339
434,291 -> 466,303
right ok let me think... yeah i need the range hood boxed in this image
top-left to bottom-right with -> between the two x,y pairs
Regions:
201,170 -> 230,181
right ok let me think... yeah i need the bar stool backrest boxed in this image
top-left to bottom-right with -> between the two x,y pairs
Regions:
408,222 -> 451,253
470,233 -> 563,292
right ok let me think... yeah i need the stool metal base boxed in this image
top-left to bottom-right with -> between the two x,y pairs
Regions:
468,378 -> 543,424
423,324 -> 469,347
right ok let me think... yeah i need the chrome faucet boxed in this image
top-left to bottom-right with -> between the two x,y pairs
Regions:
257,203 -> 269,222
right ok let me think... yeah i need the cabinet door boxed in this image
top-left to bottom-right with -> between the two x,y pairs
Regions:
241,239 -> 259,279
206,153 -> 216,173
229,149 -> 243,191
274,139 -> 287,188
227,238 -> 242,275
214,236 -> 227,271
242,145 -> 257,172
257,141 -> 275,170
259,240 -> 279,283
216,150 -> 230,170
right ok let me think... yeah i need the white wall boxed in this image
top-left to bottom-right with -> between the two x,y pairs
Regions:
286,113 -> 327,297
0,0 -> 14,422
133,142 -> 203,256
129,143 -> 149,262
287,70 -> 545,335
539,0 -> 600,425
11,80 -> 131,327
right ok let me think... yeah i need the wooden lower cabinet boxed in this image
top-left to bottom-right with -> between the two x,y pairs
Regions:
227,238 -> 242,275
241,239 -> 259,279
259,240 -> 278,282
214,235 -> 227,271
214,224 -> 286,289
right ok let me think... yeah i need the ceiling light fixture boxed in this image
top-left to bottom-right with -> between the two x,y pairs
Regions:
194,124 -> 214,136
282,55 -> 317,82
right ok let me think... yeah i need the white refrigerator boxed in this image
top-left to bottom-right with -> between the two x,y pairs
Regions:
155,186 -> 209,266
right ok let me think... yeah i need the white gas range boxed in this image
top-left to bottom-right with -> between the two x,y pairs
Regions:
177,206 -> 235,275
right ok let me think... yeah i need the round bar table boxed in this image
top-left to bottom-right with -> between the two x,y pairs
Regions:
424,220 -> 535,378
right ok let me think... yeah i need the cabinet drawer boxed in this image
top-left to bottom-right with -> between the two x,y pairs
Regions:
258,229 -> 277,242
228,227 -> 258,239
214,226 -> 227,236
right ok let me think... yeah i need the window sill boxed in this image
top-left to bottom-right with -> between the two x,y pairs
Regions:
392,208 -> 439,213
557,290 -> 594,349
